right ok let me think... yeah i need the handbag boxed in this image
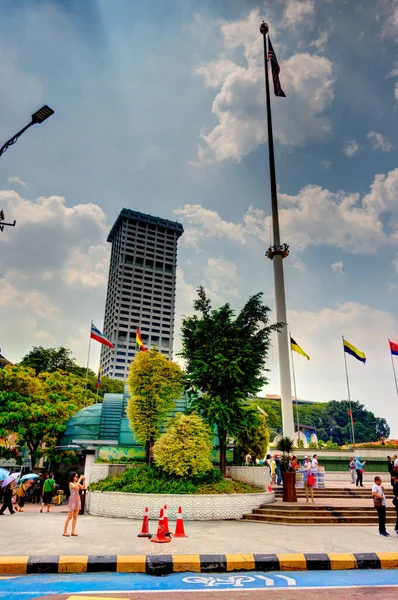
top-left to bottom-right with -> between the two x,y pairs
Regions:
308,474 -> 315,487
374,496 -> 383,507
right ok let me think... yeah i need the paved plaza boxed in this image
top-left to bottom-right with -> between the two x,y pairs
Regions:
1,508 -> 398,557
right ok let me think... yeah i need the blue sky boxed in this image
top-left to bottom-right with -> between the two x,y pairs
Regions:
1,0 -> 398,436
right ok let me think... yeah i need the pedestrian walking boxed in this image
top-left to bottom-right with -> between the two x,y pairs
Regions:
301,457 -> 315,503
63,473 -> 86,537
372,476 -> 389,537
15,480 -> 30,512
40,473 -> 56,513
0,483 -> 15,515
386,456 -> 394,486
275,455 -> 282,486
393,473 -> 398,535
349,457 -> 356,484
355,456 -> 366,487
270,456 -> 276,485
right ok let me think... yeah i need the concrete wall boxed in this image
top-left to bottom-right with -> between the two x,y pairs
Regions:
226,466 -> 270,490
87,489 -> 274,521
88,463 -> 128,485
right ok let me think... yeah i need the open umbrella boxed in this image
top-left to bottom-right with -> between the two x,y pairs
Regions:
0,468 -> 10,481
20,473 -> 39,482
1,472 -> 20,488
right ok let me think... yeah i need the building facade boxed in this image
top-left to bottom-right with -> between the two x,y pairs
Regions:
100,209 -> 184,380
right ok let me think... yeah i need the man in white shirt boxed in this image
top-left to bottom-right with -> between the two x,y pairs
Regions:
372,476 -> 389,537
394,455 -> 398,471
311,455 -> 319,471
349,457 -> 356,484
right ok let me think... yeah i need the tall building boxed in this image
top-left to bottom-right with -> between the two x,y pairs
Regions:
101,209 -> 184,380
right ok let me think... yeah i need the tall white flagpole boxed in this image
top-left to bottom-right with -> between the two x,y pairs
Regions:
84,320 -> 93,407
388,339 -> 398,397
289,333 -> 300,439
342,336 -> 355,446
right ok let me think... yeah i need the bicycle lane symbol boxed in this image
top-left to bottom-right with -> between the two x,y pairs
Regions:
182,574 -> 297,588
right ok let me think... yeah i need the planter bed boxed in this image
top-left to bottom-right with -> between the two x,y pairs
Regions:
87,490 -> 274,521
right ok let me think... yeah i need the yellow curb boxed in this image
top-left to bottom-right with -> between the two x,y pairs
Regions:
328,553 -> 357,570
0,556 -> 28,575
172,554 -> 201,573
376,552 -> 398,569
226,554 -> 256,572
117,555 -> 146,573
278,553 -> 307,571
58,555 -> 88,573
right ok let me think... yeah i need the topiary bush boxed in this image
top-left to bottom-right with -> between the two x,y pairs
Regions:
153,413 -> 213,477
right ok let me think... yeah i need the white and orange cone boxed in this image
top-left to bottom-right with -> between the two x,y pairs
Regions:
150,508 -> 171,544
173,506 -> 188,538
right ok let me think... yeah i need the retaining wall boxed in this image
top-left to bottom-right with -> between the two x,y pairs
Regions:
226,466 -> 270,489
87,489 -> 274,521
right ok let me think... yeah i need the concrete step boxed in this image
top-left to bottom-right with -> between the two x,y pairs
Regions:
253,509 -> 396,518
274,491 -> 393,498
258,505 -> 396,512
242,514 -> 397,525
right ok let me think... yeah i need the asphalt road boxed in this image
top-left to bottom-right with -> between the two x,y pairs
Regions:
1,570 -> 398,600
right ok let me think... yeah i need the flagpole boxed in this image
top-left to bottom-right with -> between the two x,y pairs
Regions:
260,20 -> 294,438
388,339 -> 398,397
84,320 -> 93,407
289,333 -> 300,439
342,335 -> 355,446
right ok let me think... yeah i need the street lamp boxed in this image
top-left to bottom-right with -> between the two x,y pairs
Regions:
0,210 -> 16,232
0,105 -> 54,158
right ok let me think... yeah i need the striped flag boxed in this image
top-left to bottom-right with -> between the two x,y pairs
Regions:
267,37 -> 286,98
136,328 -> 147,352
90,323 -> 114,348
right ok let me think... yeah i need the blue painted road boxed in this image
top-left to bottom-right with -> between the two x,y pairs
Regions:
1,570 -> 398,599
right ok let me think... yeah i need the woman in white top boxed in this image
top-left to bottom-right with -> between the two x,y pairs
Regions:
372,476 -> 389,537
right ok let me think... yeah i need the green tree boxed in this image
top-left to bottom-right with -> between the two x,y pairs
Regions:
234,411 -> 270,464
0,365 -> 95,467
127,348 -> 184,465
19,346 -> 77,375
180,287 -> 280,475
153,413 -> 213,477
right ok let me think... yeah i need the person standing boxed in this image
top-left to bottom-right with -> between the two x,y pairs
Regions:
301,457 -> 315,503
394,455 -> 398,473
372,476 -> 389,537
15,480 -> 30,512
0,483 -> 15,515
63,473 -> 86,537
311,455 -> 319,470
386,456 -> 394,486
270,456 -> 276,485
355,456 -> 366,487
40,473 -> 56,513
275,455 -> 282,486
393,474 -> 398,535
349,457 -> 356,484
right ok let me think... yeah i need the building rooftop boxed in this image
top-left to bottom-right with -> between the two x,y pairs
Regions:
107,209 -> 184,243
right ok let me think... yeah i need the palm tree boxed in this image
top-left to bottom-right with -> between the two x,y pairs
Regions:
276,436 -> 294,472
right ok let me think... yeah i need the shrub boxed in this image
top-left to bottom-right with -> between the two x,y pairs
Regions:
153,413 -> 213,477
234,412 -> 270,463
88,464 -> 261,494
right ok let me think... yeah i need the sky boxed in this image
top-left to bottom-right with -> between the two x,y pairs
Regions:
1,0 -> 398,436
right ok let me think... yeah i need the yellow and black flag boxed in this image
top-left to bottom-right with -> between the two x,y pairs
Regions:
291,337 -> 310,361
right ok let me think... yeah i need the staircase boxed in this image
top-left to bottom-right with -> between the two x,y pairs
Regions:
242,487 -> 397,526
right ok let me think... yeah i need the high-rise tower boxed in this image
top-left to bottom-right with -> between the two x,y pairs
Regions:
101,209 -> 184,380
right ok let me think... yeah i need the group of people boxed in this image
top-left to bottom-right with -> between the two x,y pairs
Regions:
266,453 -> 319,503
0,472 -> 57,515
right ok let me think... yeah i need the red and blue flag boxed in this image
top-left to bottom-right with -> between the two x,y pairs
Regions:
389,340 -> 398,356
267,37 -> 286,98
91,323 -> 114,348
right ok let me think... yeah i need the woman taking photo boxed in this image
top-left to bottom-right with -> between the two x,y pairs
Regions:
63,473 -> 86,537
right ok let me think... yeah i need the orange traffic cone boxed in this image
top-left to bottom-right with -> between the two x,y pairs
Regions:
150,508 -> 171,544
163,504 -> 171,537
173,506 -> 188,538
138,507 -> 151,538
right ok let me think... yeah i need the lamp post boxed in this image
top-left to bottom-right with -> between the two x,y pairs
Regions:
0,105 -> 54,158
0,210 -> 16,232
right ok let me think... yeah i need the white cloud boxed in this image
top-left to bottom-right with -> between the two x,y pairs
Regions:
395,82 -> 398,102
331,261 -> 344,273
321,159 -> 331,169
7,176 -> 27,189
195,9 -> 335,162
343,140 -> 360,157
380,0 -> 398,40
176,168 -> 398,255
203,258 -> 241,299
283,0 -> 315,29
367,131 -> 393,152
282,301 -> 398,435
392,254 -> 398,273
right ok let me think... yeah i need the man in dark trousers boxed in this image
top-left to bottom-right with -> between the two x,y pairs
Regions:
387,456 -> 394,486
0,483 -> 15,515
393,474 -> 398,535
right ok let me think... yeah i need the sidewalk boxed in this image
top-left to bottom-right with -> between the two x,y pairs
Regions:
1,510 -> 398,556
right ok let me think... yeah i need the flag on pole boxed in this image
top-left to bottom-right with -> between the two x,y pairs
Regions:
389,340 -> 398,356
90,323 -> 114,348
291,337 -> 310,360
136,328 -> 146,352
343,338 -> 366,364
267,37 -> 286,97
95,366 -> 101,389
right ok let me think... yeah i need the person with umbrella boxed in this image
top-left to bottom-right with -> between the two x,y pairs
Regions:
0,473 -> 19,516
